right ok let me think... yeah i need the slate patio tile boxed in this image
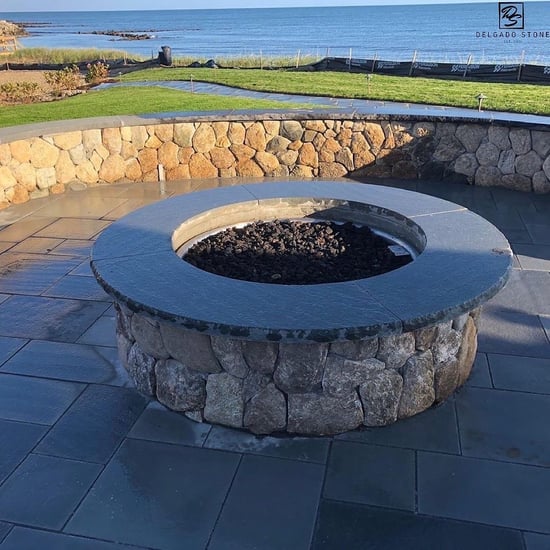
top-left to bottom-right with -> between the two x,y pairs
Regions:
69,260 -> 94,277
76,316 -> 117,347
465,352 -> 492,388
50,239 -> 94,257
65,439 -> 240,550
127,401 -> 211,447
541,314 -> 550,341
43,275 -> 111,302
204,425 -> 330,464
0,296 -> 109,342
337,398 -> 459,454
102,199 -> 159,220
0,527 -> 145,550
0,253 -> 81,295
208,454 -> 324,550
32,196 -> 128,220
488,353 -> 550,394
500,227 -> 534,246
0,374 -> 84,425
515,244 -> 550,271
311,500 -> 524,550
477,306 -> 550,358
323,440 -> 416,511
0,217 -> 56,242
524,532 -> 550,550
0,454 -> 102,530
9,237 -> 64,254
1,340 -> 124,385
0,522 -> 10,545
485,270 -> 550,315
418,452 -> 550,533
0,419 -> 48,485
456,386 -> 550,466
0,337 -> 27,367
35,218 -> 110,240
524,223 -> 550,246
35,384 -> 147,464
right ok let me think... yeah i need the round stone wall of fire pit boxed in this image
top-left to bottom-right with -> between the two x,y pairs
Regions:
91,182 -> 512,436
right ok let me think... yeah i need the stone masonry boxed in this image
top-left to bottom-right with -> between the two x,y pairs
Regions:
115,303 -> 480,436
1,117 -> 549,208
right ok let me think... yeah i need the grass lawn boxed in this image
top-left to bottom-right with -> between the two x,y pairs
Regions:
121,67 -> 550,116
0,86 -> 311,128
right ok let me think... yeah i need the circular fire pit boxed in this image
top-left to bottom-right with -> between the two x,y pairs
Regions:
91,182 -> 512,436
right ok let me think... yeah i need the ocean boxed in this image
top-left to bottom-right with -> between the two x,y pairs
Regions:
2,3 -> 550,65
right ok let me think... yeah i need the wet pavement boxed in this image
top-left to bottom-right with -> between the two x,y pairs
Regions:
0,175 -> 549,549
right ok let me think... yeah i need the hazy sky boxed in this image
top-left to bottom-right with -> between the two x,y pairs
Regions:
1,0 -> 547,13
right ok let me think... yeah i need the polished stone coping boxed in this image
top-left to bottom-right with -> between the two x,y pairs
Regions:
91,181 -> 513,342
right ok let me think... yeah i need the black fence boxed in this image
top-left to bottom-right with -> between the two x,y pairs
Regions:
300,57 -> 550,84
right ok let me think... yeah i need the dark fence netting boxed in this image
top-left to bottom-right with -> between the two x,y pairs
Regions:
299,56 -> 550,84
0,58 -> 158,75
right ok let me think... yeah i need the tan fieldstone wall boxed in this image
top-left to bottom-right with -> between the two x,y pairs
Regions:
0,117 -> 549,208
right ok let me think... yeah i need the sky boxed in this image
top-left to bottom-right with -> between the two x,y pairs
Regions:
1,0 -> 547,13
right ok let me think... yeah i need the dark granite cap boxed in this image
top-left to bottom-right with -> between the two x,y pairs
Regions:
91,181 -> 512,342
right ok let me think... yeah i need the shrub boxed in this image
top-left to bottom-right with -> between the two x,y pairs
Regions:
85,61 -> 110,84
0,82 -> 42,103
44,65 -> 81,96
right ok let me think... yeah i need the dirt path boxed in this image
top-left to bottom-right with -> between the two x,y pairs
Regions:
0,69 -> 50,90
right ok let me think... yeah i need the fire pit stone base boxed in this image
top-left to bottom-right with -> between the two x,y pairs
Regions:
115,303 -> 479,435
92,181 -> 511,436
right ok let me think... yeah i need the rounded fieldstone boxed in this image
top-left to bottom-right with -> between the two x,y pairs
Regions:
211,336 -> 249,378
273,342 -> 328,393
204,372 -> 244,428
155,359 -> 206,412
322,356 -> 385,397
377,333 -> 415,369
330,338 -> 378,360
454,153 -> 479,177
359,369 -> 403,427
287,392 -> 364,435
131,314 -> 169,359
242,341 -> 278,375
160,324 -> 221,373
398,350 -> 435,419
244,383 -> 287,434
476,142 -> 500,167
127,342 -> 157,396
434,358 -> 459,402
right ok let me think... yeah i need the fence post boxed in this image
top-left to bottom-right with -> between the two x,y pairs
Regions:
296,50 -> 301,68
463,54 -> 472,79
409,50 -> 417,76
517,50 -> 525,82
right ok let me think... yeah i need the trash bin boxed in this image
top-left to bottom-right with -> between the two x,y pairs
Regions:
159,46 -> 172,66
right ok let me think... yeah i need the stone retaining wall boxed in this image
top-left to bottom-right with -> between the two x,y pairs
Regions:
1,116 -> 549,208
115,303 -> 479,435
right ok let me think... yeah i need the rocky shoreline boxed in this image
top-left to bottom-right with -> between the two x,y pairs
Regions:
87,30 -> 154,41
0,20 -> 28,37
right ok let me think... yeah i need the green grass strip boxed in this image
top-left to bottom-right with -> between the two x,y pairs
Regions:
0,86 -> 311,128
121,68 -> 550,116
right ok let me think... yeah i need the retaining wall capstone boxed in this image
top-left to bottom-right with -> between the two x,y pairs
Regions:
1,115 -> 549,208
